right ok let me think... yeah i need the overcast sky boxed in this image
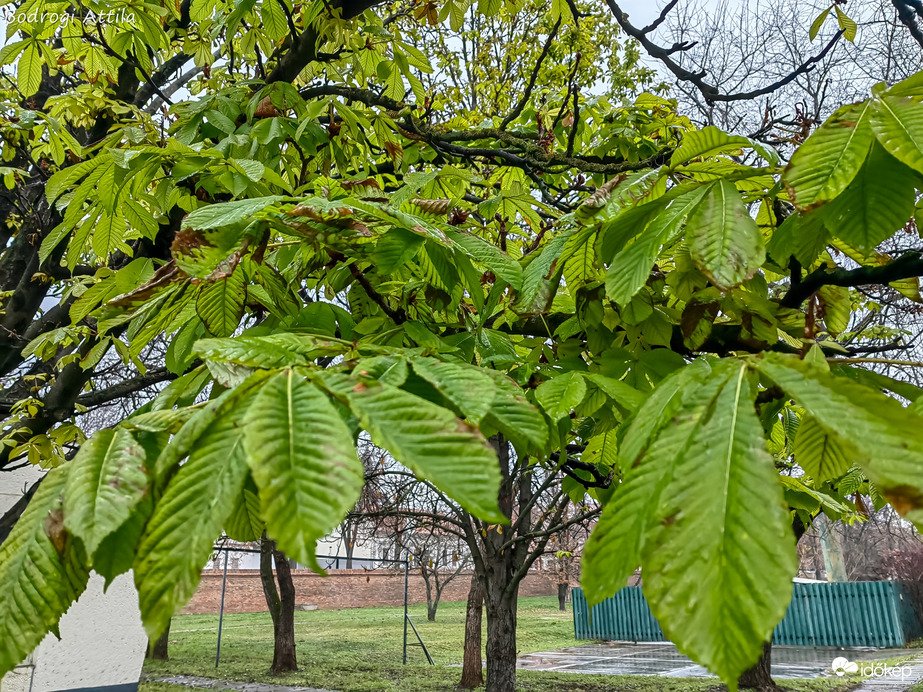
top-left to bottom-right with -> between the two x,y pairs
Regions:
616,0 -> 739,27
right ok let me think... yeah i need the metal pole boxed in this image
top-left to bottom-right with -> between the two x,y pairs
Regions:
215,548 -> 229,668
403,556 -> 409,665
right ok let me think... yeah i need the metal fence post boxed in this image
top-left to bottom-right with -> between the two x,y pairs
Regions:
215,548 -> 229,668
402,556 -> 409,665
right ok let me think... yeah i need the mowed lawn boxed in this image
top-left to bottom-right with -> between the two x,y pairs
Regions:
141,596 -> 854,692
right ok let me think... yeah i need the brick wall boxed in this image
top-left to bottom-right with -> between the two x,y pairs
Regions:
181,569 -> 558,614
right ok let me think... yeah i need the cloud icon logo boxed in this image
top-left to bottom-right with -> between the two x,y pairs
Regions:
832,657 -> 858,676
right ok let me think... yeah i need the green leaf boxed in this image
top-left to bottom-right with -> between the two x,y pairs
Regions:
583,373 -> 646,413
411,357 -> 498,424
535,371 -> 587,421
63,428 -> 148,557
447,230 -> 524,291
581,431 -> 619,469
196,269 -> 246,337
834,6 -> 857,42
815,285 -> 850,335
515,229 -> 574,313
480,369 -> 549,455
372,228 -> 424,274
0,468 -> 90,677
183,196 -> 284,231
345,380 -> 503,521
766,211 -> 830,267
606,187 -> 708,305
642,361 -> 797,688
225,474 -> 263,542
243,370 -> 364,570
784,100 -> 873,208
824,142 -> 916,252
134,391 -> 254,637
193,333 -> 327,368
809,6 -> 831,40
93,498 -> 152,587
671,127 -> 772,167
869,94 -> 923,175
687,180 -> 765,288
756,354 -> 923,520
582,361 -> 713,605
17,42 -> 42,98
794,416 -> 852,482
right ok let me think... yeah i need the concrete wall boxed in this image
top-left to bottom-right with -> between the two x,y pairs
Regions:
182,569 -> 558,614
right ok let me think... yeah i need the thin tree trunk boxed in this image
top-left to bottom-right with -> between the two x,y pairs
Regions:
271,547 -> 297,673
146,620 -> 170,661
259,535 -> 298,673
738,641 -> 778,690
460,574 -> 484,689
557,582 -> 568,611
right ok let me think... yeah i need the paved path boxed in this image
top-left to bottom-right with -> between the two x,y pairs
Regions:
850,655 -> 923,691
148,674 -> 335,692
516,642 -> 920,680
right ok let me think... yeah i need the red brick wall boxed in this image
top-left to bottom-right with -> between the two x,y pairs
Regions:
181,569 -> 557,614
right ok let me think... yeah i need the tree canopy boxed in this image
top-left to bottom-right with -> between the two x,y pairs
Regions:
3,1 -> 923,690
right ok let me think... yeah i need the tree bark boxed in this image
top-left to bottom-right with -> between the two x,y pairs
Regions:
738,641 -> 779,690
146,620 -> 170,661
557,582 -> 569,611
460,574 -> 484,689
259,536 -> 298,673
484,583 -> 518,692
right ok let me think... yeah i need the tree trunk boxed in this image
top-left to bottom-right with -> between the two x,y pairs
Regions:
738,641 -> 779,690
557,582 -> 568,611
146,620 -> 170,661
460,574 -> 484,689
259,536 -> 298,674
484,580 -> 517,692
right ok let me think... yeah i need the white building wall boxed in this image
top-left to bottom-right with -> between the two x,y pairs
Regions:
1,471 -> 147,692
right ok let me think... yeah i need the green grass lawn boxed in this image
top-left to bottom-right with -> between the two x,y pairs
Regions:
141,596 -> 855,692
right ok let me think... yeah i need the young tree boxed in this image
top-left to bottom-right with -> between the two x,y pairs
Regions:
6,3 -> 923,692
259,536 -> 298,673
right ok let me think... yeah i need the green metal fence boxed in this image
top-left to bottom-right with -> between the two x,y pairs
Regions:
573,582 -> 923,648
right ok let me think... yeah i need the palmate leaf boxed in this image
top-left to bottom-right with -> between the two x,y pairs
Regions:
606,186 -> 708,306
687,180 -> 765,289
0,467 -> 90,677
794,416 -> 853,483
63,427 -> 148,557
243,370 -> 364,570
756,354 -> 923,520
642,361 -> 797,689
411,357 -> 498,423
582,361 -> 712,605
515,229 -> 575,313
823,142 -> 916,253
670,127 -> 777,167
784,100 -> 874,208
346,379 -> 504,521
196,268 -> 247,337
535,371 -> 587,421
133,386 -> 256,638
447,229 -> 524,291
869,93 -> 923,175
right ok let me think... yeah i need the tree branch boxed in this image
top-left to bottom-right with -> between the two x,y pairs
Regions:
780,250 -> 923,308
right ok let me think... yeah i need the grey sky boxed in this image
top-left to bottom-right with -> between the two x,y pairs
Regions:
615,0 -> 741,28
